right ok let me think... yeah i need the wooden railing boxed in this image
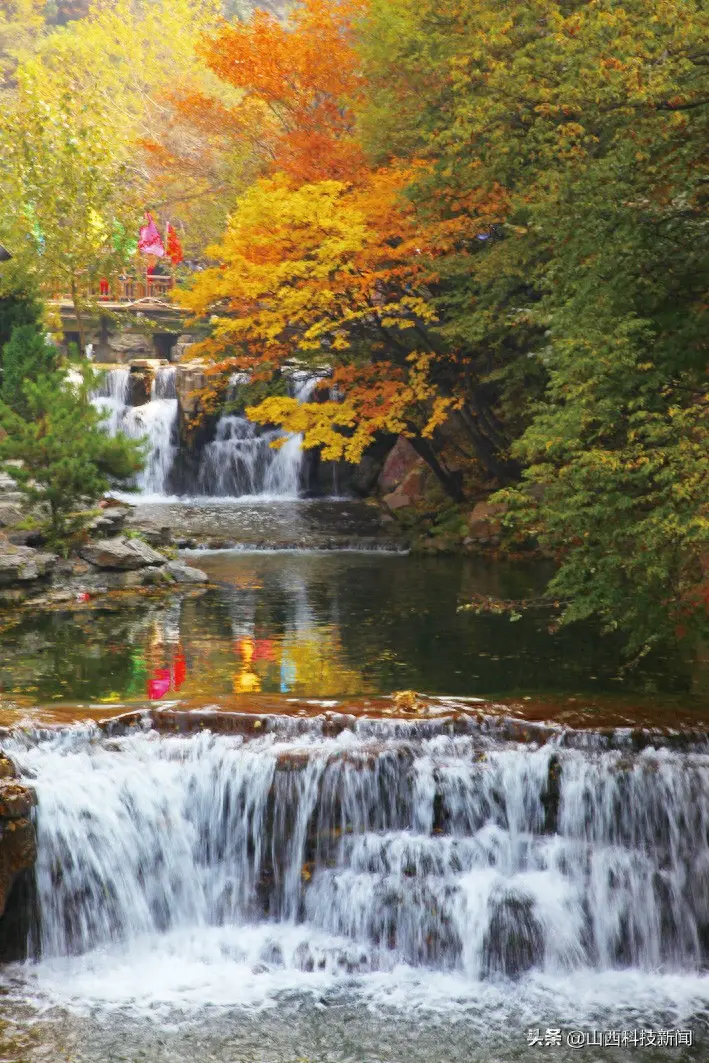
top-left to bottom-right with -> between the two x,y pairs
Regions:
49,274 -> 175,304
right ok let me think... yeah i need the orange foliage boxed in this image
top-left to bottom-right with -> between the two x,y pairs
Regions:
190,0 -> 368,183
164,0 -> 508,484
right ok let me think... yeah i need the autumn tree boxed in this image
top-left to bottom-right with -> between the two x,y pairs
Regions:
0,65 -> 138,352
31,0 -> 238,254
0,0 -> 46,86
173,0 -> 521,496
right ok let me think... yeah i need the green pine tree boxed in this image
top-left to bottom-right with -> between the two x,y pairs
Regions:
0,361 -> 145,551
1,323 -> 58,418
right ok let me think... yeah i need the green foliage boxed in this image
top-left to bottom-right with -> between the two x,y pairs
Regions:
0,282 -> 42,355
0,362 -> 145,551
358,0 -> 709,652
1,323 -> 58,417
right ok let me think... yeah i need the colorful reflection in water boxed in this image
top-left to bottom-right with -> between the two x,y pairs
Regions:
0,551 -> 699,706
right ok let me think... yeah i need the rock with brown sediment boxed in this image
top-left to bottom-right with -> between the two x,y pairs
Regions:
0,754 -> 36,924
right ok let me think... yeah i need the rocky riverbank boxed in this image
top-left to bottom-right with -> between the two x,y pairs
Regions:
0,495 -> 209,609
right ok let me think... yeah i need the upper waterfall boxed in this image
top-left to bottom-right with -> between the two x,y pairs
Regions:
92,366 -> 323,500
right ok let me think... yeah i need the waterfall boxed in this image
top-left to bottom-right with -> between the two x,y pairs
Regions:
129,367 -> 179,495
92,367 -> 179,496
94,367 -> 322,500
8,713 -> 709,996
91,367 -> 131,437
196,371 -> 322,499
196,418 -> 303,498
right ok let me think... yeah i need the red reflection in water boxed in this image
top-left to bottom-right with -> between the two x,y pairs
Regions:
173,652 -> 187,690
148,668 -> 171,700
252,639 -> 275,661
147,648 -> 188,700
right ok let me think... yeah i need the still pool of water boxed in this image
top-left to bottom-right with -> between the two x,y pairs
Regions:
0,551 -> 699,708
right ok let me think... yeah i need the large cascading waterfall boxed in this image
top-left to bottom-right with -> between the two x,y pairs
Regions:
8,712 -> 709,992
94,367 -> 321,499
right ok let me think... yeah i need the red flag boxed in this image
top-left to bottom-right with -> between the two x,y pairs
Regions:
138,212 -> 165,257
166,223 -> 184,266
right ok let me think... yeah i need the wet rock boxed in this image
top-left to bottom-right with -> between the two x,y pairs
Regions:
0,759 -> 37,926
260,941 -> 285,967
175,363 -> 207,418
0,783 -> 35,820
78,536 -> 167,570
294,941 -> 315,972
0,544 -> 57,585
166,561 -> 208,584
128,367 -> 153,407
0,817 -> 36,921
0,755 -> 17,780
482,894 -> 544,978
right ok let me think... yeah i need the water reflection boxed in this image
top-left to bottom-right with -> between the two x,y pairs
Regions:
0,552 -> 697,705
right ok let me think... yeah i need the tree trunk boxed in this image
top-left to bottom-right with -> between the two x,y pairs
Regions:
407,432 -> 465,503
457,401 -> 521,482
69,277 -> 86,356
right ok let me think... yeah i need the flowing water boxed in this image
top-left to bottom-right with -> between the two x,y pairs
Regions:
197,374 -> 320,499
1,710 -> 709,1060
92,367 -> 179,495
5,379 -> 709,1058
92,367 -> 319,500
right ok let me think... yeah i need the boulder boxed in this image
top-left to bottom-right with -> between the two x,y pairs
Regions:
128,368 -> 153,407
0,544 -> 57,585
467,500 -> 507,541
175,362 -> 207,418
0,783 -> 35,820
0,504 -> 24,529
105,332 -> 154,364
88,506 -> 130,536
482,894 -> 544,978
173,335 -> 199,362
382,490 -> 411,512
378,437 -> 423,494
381,464 -> 435,513
78,536 -> 167,570
0,471 -> 25,507
131,525 -> 173,547
166,560 -> 209,584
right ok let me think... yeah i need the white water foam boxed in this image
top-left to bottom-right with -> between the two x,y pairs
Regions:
94,367 -> 324,500
197,372 -> 321,498
93,367 -> 179,495
5,720 -> 709,1027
